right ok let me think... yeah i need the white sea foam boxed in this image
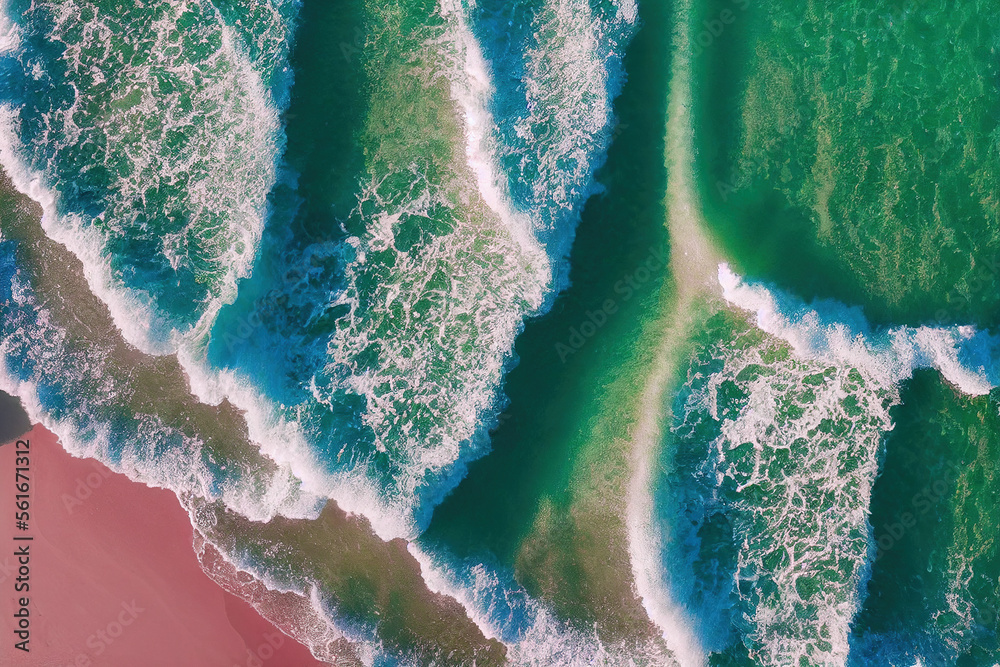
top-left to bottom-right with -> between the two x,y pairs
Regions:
3,0 -> 640,551
704,263 -> 999,665
0,0 -> 293,354
629,438 -> 706,667
0,354 -> 321,521
0,108 -> 181,352
439,0 -> 551,299
192,526 -> 380,667
675,323 -> 893,665
0,0 -> 19,54
0,244 -> 321,522
409,543 -> 669,666
3,2 -> 659,661
719,263 -> 1000,397
512,0 -> 633,293
407,543 -> 507,642
622,0 -> 718,660
383,0 -> 654,647
182,344 -> 419,540
0,0 -> 332,527
194,0 -> 641,544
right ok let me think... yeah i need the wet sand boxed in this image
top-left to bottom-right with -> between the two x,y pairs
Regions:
0,168 -> 504,665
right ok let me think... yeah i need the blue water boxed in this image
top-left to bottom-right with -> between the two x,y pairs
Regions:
3,0 -> 1000,664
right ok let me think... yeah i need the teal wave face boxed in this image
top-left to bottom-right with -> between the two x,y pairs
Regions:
4,0 -> 1000,664
0,0 -> 296,348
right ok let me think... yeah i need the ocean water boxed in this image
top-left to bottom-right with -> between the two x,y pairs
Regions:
2,0 -> 1000,665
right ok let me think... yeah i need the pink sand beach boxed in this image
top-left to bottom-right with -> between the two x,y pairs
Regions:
1,425 -> 329,666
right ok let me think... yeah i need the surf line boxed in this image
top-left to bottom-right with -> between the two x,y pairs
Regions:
624,0 -> 724,663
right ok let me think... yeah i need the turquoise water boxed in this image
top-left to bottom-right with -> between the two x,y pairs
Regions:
2,0 -> 1000,664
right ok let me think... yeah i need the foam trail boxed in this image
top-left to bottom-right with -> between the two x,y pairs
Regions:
617,0 -> 999,652
666,307 -> 896,665
705,266 -> 999,664
187,0 -> 641,544
623,0 -> 719,662
0,229 -> 322,522
439,0 -> 639,293
439,0 -> 551,296
1,0 -> 639,548
409,543 -> 663,665
718,264 -> 1000,397
0,0 -> 355,536
192,527 -> 379,666
178,348 -> 412,541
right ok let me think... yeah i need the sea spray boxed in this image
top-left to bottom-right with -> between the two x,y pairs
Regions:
409,542 -> 668,666
191,522 -> 378,666
0,230 -> 322,521
194,0 -> 640,544
663,310 -> 895,665
718,265 -> 1000,397
657,265 -> 1000,665
0,0 -> 297,353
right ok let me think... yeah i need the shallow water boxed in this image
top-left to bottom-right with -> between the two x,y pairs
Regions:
1,0 -> 999,664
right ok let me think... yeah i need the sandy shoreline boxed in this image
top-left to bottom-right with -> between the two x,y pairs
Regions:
0,165 -> 504,665
0,424 -> 328,666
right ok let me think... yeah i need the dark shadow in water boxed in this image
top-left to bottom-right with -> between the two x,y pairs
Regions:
424,0 -> 673,566
853,371 -> 1000,664
208,0 -> 366,373
281,0 -> 367,243
0,390 -> 31,444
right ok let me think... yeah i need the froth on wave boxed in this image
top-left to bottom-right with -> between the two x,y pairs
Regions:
719,263 -> 1000,397
0,0 -> 297,354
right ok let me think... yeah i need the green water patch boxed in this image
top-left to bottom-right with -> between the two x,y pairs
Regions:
708,641 -> 754,667
282,0 -> 368,240
275,0 -> 451,243
855,370 -> 1000,663
691,0 -> 1000,330
424,0 -> 674,641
